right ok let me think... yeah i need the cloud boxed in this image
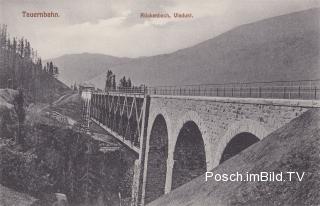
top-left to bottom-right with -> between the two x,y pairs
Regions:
1,0 -> 319,59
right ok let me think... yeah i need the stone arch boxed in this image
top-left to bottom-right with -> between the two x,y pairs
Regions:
219,132 -> 260,163
147,108 -> 173,145
144,114 -> 169,204
170,111 -> 209,160
213,119 -> 269,167
171,120 -> 206,190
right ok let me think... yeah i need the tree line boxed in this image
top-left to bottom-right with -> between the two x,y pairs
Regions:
0,24 -> 60,102
105,69 -> 143,92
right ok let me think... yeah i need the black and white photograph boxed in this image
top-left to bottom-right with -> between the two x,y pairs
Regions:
0,0 -> 320,205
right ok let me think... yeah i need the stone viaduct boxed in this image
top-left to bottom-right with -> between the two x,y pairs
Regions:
84,81 -> 320,206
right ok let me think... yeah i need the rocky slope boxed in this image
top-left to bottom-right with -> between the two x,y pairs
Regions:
0,90 -> 136,206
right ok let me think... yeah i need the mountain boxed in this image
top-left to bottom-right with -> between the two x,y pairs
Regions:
51,8 -> 320,88
149,108 -> 320,205
47,53 -> 132,86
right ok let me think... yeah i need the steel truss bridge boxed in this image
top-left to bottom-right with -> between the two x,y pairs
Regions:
90,92 -> 146,153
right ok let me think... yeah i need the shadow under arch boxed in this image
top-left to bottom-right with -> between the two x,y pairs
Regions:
219,132 -> 260,164
145,114 -> 169,204
172,121 -> 206,190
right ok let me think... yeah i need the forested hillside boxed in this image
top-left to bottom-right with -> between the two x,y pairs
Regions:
0,24 -> 70,103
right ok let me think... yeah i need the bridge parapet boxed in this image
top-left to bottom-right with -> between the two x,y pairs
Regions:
102,86 -> 147,96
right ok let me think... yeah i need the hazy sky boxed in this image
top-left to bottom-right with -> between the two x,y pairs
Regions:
1,0 -> 319,59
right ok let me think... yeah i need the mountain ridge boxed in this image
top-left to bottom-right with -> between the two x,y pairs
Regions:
47,53 -> 133,86
48,8 -> 320,88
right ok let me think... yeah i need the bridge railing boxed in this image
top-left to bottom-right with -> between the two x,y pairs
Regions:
147,79 -> 320,100
103,86 -> 147,95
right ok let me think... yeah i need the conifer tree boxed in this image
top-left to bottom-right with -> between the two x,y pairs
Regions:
13,89 -> 25,145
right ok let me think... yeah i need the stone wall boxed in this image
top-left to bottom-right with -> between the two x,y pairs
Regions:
140,95 -> 318,204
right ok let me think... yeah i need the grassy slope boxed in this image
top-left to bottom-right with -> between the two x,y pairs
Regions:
0,89 -> 18,106
149,109 -> 320,206
50,93 -> 83,121
0,184 -> 36,206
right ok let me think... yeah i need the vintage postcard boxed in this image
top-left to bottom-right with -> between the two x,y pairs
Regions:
0,0 -> 319,206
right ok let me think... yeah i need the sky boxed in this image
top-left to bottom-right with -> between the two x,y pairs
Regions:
1,0 -> 319,59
